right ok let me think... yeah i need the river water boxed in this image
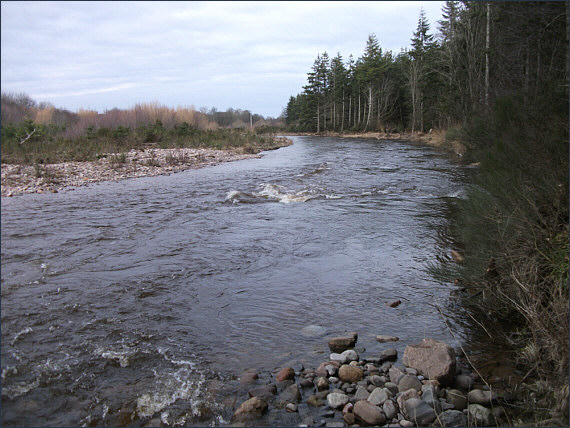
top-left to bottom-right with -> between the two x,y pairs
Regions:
1,136 -> 472,426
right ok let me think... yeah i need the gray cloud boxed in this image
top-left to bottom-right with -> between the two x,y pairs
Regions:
1,1 -> 444,117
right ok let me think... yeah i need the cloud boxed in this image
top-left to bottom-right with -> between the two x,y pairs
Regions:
1,1 -> 444,117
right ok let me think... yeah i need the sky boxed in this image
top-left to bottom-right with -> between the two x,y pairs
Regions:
1,1 -> 445,118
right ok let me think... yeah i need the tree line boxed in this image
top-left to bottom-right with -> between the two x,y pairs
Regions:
285,1 -> 568,134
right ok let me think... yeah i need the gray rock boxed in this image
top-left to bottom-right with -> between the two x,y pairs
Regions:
468,404 -> 493,426
383,399 -> 398,420
403,398 -> 437,425
341,349 -> 359,363
388,366 -> 405,384
307,395 -> 325,407
396,388 -> 420,412
353,400 -> 387,426
380,348 -> 398,362
325,422 -> 345,428
327,392 -> 350,409
405,367 -> 418,376
439,409 -> 468,427
328,376 -> 339,384
300,378 -> 314,388
454,374 -> 473,391
286,403 -> 298,412
402,338 -> 456,386
421,387 -> 442,414
446,389 -> 467,410
367,384 -> 377,393
367,387 -> 390,406
398,375 -> 422,392
279,383 -> 301,405
384,382 -> 399,396
467,389 -> 493,406
354,386 -> 370,401
301,324 -> 326,337
248,383 -> 277,401
370,375 -> 384,387
400,420 -> 415,427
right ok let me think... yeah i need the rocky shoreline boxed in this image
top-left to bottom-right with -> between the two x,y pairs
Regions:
1,138 -> 292,197
225,334 -> 508,427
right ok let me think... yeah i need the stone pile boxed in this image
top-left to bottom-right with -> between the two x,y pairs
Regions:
1,148 -> 262,197
231,335 -> 505,427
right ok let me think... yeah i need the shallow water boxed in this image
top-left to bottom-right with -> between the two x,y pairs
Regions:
1,136 -> 472,426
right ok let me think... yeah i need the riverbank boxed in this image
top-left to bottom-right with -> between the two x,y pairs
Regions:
217,333 -> 556,427
284,130 -> 466,158
0,137 -> 292,197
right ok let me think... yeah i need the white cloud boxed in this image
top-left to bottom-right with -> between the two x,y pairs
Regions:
1,1 -> 444,117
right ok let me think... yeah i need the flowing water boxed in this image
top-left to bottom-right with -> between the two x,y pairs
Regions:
1,136 -> 473,426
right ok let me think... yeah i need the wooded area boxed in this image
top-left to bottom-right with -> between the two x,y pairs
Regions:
285,1 -> 568,135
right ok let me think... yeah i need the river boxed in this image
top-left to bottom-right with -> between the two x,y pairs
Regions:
1,136 -> 472,426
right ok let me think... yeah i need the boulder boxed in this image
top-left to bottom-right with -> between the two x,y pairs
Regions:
232,396 -> 268,422
353,400 -> 387,426
327,392 -> 350,409
468,404 -> 493,426
396,388 -> 420,411
439,409 -> 468,427
380,348 -> 398,362
328,333 -> 357,353
446,389 -> 467,410
383,399 -> 398,420
247,384 -> 277,401
402,338 -> 456,386
403,398 -> 437,425
398,375 -> 422,392
338,364 -> 363,383
276,367 -> 295,382
467,389 -> 493,406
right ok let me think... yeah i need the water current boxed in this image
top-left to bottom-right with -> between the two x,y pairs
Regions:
1,136 -> 473,426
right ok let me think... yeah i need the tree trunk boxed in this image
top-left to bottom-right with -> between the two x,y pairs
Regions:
485,2 -> 490,107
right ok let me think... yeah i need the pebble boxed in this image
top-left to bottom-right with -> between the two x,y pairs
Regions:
467,389 -> 494,405
398,375 -> 422,392
367,387 -> 390,406
327,392 -> 350,409
338,365 -> 363,383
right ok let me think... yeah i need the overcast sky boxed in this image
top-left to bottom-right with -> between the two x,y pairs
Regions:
1,1 -> 445,118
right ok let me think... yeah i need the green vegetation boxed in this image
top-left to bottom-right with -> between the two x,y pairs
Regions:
288,1 -> 568,424
1,95 -> 285,165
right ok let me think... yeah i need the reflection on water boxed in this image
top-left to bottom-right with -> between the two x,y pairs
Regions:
1,136 -> 472,426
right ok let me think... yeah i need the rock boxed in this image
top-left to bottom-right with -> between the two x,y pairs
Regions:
330,349 -> 358,364
325,422 -> 345,428
396,389 -> 420,411
232,396 -> 268,422
327,392 -> 350,409
376,335 -> 400,343
343,412 -> 356,425
454,374 -> 473,391
384,382 -> 399,396
248,383 -> 277,400
301,324 -> 326,337
421,387 -> 442,414
277,379 -> 294,390
279,383 -> 301,405
403,398 -> 437,425
402,338 -> 456,386
239,369 -> 259,384
383,399 -> 398,420
400,420 -> 415,427
338,365 -> 363,383
468,389 -> 494,406
317,377 -> 329,391
468,404 -> 493,426
328,333 -> 357,353
405,367 -> 418,376
286,403 -> 298,412
354,386 -> 371,401
342,402 -> 353,415
380,348 -> 398,362
386,299 -> 401,308
353,400 -> 387,426
446,389 -> 467,410
439,409 -> 468,427
307,395 -> 325,407
398,375 -> 422,392
276,367 -> 295,382
329,376 -> 339,384
370,375 -> 384,387
450,250 -> 464,263
300,378 -> 314,388
368,387 -> 391,406
388,366 -> 405,384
